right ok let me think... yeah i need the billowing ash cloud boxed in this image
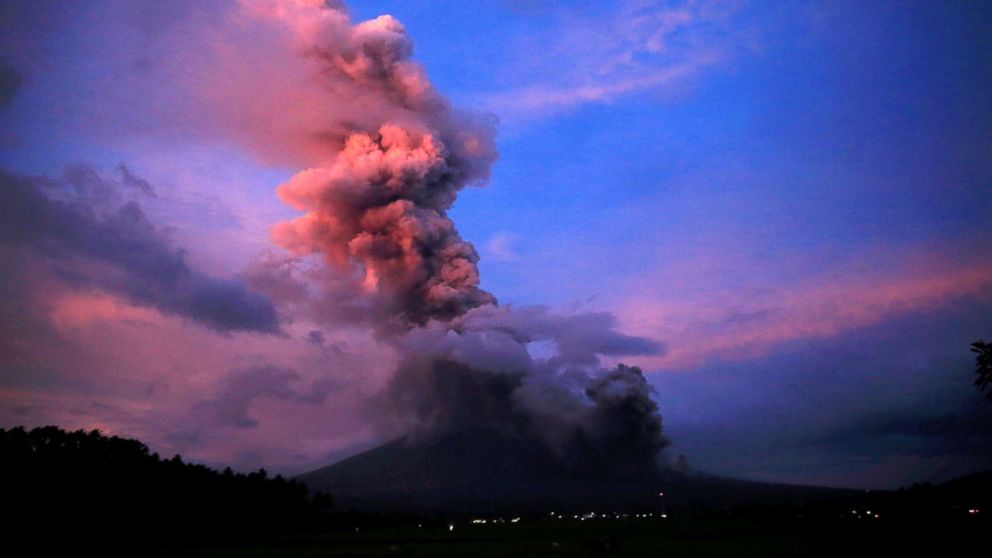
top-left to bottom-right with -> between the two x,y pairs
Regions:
226,1 -> 496,328
243,1 -> 671,477
382,305 -> 668,478
0,167 -> 278,333
275,125 -> 495,326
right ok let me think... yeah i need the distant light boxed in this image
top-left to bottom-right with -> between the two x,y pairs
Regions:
969,509 -> 980,515
448,524 -> 454,532
661,514 -> 668,519
874,514 -> 880,519
659,492 -> 665,497
511,517 -> 521,523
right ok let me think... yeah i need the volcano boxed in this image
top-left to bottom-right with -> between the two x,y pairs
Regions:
298,426 -> 853,514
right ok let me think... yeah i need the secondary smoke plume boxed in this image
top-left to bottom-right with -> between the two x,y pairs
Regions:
386,306 -> 667,478
256,0 -> 669,478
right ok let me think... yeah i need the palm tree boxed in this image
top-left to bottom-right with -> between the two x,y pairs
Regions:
971,340 -> 992,401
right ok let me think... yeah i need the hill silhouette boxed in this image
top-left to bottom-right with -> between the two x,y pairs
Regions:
298,425 -> 855,514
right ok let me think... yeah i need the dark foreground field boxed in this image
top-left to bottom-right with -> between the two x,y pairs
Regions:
163,514 -> 984,558
5,427 -> 987,557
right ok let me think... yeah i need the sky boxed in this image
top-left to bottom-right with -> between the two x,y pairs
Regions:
1,0 -> 990,489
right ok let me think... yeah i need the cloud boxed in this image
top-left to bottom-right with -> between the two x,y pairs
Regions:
484,232 -> 519,262
0,58 -> 22,109
115,163 -> 156,197
0,166 -> 279,334
245,251 -> 376,328
476,0 -> 751,122
452,304 -> 663,367
305,330 -> 325,345
189,365 -> 338,429
483,64 -> 700,119
374,304 -> 668,479
619,249 -> 992,369
0,0 -> 676,481
184,1 -> 674,477
0,280 -> 392,474
650,296 -> 992,488
273,125 -> 496,327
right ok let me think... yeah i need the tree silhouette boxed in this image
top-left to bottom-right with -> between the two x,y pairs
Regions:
971,340 -> 992,401
0,425 -> 332,551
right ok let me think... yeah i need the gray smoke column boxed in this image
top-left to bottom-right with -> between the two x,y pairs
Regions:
383,305 -> 668,478
261,1 -> 497,326
259,1 -> 669,477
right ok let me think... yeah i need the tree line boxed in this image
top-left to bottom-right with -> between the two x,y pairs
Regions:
0,425 -> 331,551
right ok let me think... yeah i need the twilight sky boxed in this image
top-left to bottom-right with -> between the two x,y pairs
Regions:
1,0 -> 990,489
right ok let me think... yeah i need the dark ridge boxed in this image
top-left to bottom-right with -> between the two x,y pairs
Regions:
297,425 -> 857,515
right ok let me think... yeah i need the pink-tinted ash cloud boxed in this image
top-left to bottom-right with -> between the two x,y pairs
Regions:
274,125 -> 495,327
195,1 -> 501,327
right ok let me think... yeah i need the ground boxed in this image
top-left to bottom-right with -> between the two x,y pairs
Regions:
161,514 -> 983,557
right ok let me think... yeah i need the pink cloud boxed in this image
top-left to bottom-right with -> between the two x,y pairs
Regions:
48,292 -> 160,329
617,251 -> 992,369
1,287 -> 394,472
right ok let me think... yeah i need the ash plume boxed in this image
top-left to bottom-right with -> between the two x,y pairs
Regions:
252,1 -> 670,477
274,125 -> 495,326
244,0 -> 496,327
381,306 -> 668,479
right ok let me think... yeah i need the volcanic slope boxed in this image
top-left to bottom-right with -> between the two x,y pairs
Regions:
298,426 -> 852,514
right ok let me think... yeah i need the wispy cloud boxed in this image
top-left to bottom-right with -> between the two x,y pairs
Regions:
477,1 -> 751,123
617,248 -> 992,369
483,231 -> 520,262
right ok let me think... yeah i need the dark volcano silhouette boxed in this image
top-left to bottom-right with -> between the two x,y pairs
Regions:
298,426 -> 853,514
